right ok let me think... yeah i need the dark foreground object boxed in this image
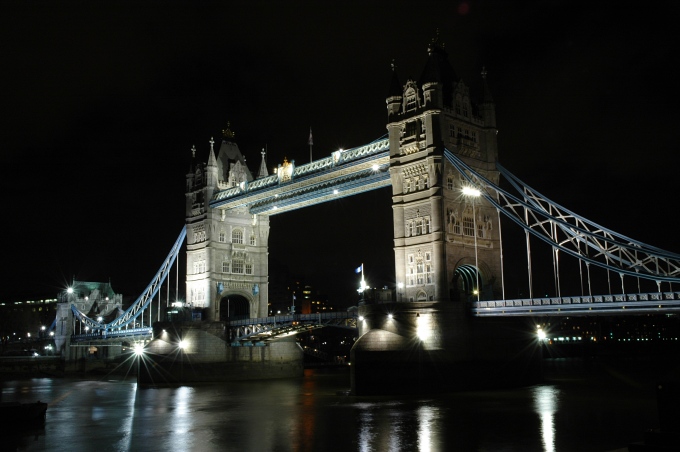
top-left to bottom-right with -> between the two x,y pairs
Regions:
0,401 -> 48,427
629,380 -> 680,451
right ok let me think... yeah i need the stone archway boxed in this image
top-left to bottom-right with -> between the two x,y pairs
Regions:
219,294 -> 250,321
453,264 -> 482,301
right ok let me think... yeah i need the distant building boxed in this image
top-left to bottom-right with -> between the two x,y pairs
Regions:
0,296 -> 58,345
58,280 -> 124,322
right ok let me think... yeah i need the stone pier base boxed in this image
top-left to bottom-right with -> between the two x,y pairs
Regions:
350,302 -> 542,395
138,322 -> 303,385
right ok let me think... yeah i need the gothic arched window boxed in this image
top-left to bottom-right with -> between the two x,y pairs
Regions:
463,216 -> 475,237
232,229 -> 243,244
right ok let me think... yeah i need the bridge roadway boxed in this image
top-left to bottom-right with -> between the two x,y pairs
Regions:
227,311 -> 357,344
470,291 -> 680,316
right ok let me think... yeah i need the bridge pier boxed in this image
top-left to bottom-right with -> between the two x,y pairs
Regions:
138,322 -> 303,384
350,302 -> 541,395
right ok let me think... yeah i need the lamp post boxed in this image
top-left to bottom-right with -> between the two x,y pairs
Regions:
463,186 -> 481,302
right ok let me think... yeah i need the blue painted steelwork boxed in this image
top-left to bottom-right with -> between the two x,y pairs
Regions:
71,327 -> 152,342
249,162 -> 390,214
210,137 -> 389,213
71,226 -> 187,333
444,149 -> 680,284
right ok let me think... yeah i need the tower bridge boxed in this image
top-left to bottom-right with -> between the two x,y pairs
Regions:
59,39 -> 680,392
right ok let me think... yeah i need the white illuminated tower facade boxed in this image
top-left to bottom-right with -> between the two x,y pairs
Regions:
387,36 -> 502,304
185,127 -> 270,321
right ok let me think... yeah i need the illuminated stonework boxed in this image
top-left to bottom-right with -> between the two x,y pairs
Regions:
185,134 -> 270,320
387,39 -> 501,303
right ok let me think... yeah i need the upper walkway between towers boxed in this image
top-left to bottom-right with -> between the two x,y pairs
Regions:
210,138 -> 390,215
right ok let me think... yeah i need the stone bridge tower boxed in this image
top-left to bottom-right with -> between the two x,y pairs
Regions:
387,38 -> 501,304
350,39 -> 538,396
185,128 -> 270,321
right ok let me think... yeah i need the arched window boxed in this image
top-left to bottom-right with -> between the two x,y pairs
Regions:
463,216 -> 475,236
447,175 -> 454,190
250,235 -> 256,246
232,229 -> 243,244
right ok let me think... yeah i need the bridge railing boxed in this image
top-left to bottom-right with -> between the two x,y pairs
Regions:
227,311 -> 357,327
470,291 -> 680,316
71,327 -> 153,342
212,138 -> 389,204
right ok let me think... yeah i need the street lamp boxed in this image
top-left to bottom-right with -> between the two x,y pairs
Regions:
463,186 -> 481,302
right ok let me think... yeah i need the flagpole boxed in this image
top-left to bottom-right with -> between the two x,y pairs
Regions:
308,127 -> 313,163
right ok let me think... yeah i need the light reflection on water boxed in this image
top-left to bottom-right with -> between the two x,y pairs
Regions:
0,365 -> 659,451
532,386 -> 559,452
417,406 -> 435,452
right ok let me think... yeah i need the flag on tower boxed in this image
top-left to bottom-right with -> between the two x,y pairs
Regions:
308,127 -> 313,146
355,264 -> 363,274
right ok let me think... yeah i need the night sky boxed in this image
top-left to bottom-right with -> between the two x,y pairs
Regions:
2,1 -> 678,306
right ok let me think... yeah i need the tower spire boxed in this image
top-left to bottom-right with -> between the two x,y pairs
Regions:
257,147 -> 268,179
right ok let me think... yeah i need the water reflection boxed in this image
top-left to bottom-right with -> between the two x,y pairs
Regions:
116,382 -> 136,452
0,368 -> 658,451
532,385 -> 560,452
358,410 -> 375,452
417,405 -> 435,452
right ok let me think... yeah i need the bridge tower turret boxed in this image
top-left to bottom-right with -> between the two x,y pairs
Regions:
185,126 -> 270,321
388,37 -> 502,305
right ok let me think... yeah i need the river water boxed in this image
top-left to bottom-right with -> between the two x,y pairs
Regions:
1,359 -> 669,451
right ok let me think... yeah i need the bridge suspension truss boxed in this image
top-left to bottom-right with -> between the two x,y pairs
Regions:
444,149 -> 680,300
70,226 -> 187,336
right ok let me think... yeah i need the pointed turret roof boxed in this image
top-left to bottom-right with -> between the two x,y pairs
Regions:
388,59 -> 402,97
419,33 -> 457,107
207,137 -> 217,167
257,148 -> 268,179
481,66 -> 494,104
419,34 -> 457,87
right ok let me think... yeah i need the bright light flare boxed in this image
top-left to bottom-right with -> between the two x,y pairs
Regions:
134,343 -> 145,356
462,186 -> 481,197
417,314 -> 431,341
371,164 -> 379,171
537,327 -> 547,341
178,340 -> 188,350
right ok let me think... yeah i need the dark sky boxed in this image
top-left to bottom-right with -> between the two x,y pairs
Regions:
2,1 -> 678,305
